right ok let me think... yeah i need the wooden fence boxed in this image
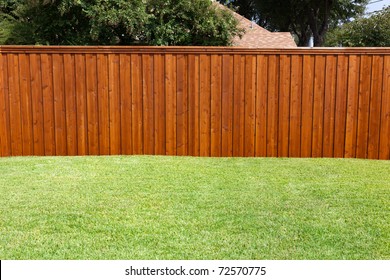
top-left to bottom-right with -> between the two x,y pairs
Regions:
0,46 -> 389,159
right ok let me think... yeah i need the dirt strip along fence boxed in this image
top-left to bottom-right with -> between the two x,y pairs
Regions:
0,46 -> 389,159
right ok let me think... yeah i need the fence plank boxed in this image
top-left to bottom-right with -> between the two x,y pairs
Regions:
7,54 -> 23,156
97,54 -> 110,155
176,54 -> 188,156
334,55 -> 348,158
120,54 -> 132,155
255,55 -> 268,157
29,54 -> 44,156
379,56 -> 390,159
0,54 -> 11,156
312,55 -> 326,157
367,55 -> 383,159
131,54 -> 143,155
221,54 -> 233,157
289,55 -> 302,157
187,55 -> 197,156
278,55 -> 290,157
109,54 -> 121,155
244,55 -> 256,157
165,54 -> 177,155
41,54 -> 56,156
322,55 -> 337,158
301,55 -> 314,157
63,54 -> 78,156
19,54 -> 33,156
142,54 -> 155,155
75,54 -> 88,155
356,55 -> 372,158
211,55 -> 222,157
52,54 -> 67,155
233,55 -> 245,157
86,54 -> 99,155
200,54 -> 211,156
154,54 -> 165,155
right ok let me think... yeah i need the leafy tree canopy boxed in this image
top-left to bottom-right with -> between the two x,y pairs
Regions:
0,0 -> 243,46
325,7 -> 390,47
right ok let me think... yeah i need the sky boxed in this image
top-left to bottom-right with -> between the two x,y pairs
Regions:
365,0 -> 389,14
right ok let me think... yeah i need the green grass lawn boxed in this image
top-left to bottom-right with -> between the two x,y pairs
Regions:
0,156 -> 389,260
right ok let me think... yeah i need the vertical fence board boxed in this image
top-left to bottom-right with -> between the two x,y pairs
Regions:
301,55 -> 314,157
200,54 -> 211,156
63,54 -> 78,156
7,54 -> 23,156
289,55 -> 302,157
142,54 -> 155,155
52,54 -> 67,155
131,54 -> 143,155
109,54 -> 121,155
379,56 -> 390,159
0,54 -> 11,156
29,54 -> 44,156
154,54 -> 165,155
97,54 -> 110,155
367,55 -> 383,159
19,54 -> 33,156
176,54 -> 188,156
356,55 -> 372,158
86,54 -> 99,155
211,55 -> 222,157
267,55 -> 279,157
255,55 -> 268,157
221,55 -> 234,157
165,54 -> 177,155
233,55 -> 245,156
334,55 -> 348,157
312,55 -> 326,157
75,54 -> 88,155
120,54 -> 132,155
244,55 -> 256,157
278,55 -> 290,157
41,54 -> 56,155
322,55 -> 337,157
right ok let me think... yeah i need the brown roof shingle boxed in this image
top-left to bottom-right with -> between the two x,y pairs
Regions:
214,1 -> 297,48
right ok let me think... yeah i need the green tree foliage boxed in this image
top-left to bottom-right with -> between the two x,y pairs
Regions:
217,0 -> 368,46
325,7 -> 390,47
0,0 -> 243,46
147,0 -> 243,46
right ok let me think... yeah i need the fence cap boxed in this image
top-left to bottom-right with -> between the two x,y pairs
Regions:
0,45 -> 390,55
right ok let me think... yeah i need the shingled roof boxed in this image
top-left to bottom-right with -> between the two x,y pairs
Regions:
214,1 -> 297,48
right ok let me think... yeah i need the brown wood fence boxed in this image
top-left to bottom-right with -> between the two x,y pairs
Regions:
0,46 -> 389,159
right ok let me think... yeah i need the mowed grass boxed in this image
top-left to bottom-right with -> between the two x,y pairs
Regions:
0,156 -> 389,260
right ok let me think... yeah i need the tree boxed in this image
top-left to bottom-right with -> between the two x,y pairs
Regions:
325,7 -> 390,47
146,0 -> 243,46
0,0 -> 150,45
217,0 -> 368,46
0,0 -> 243,46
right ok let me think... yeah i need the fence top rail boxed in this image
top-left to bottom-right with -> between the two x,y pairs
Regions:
1,46 -> 390,55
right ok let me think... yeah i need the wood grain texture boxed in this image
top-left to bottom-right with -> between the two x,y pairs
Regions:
289,55 -> 302,157
255,55 -> 268,157
334,55 -> 348,158
63,54 -> 78,156
0,48 -> 389,159
322,55 -> 337,158
379,56 -> 390,159
0,54 -> 11,156
301,55 -> 314,157
221,55 -> 233,157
